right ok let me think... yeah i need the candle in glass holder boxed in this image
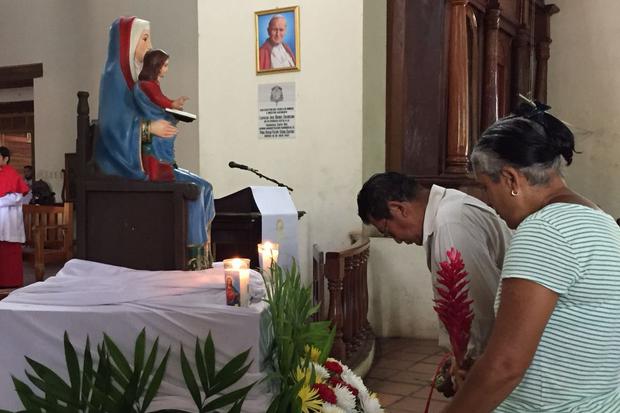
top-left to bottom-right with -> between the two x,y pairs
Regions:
223,258 -> 250,307
258,242 -> 279,277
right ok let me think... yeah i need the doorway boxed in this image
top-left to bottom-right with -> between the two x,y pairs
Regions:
0,63 -> 42,182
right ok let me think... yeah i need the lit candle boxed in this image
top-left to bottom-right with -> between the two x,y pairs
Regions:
223,258 -> 250,307
239,268 -> 250,307
258,242 -> 279,278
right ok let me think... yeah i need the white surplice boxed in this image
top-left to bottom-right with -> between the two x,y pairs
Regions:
0,192 -> 31,243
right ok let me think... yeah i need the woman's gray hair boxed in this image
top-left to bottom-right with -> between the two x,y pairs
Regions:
470,146 -> 564,185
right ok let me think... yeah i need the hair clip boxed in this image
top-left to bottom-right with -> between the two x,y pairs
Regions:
514,93 -> 557,130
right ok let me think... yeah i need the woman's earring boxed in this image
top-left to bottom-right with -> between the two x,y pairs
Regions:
511,190 -> 518,197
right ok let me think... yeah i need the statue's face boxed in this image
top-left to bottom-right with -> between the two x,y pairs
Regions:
134,29 -> 152,63
159,59 -> 170,79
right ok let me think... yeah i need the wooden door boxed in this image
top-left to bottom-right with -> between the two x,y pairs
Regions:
0,111 -> 34,179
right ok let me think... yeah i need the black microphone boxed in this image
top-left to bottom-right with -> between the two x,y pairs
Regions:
228,161 -> 294,191
228,161 -> 250,170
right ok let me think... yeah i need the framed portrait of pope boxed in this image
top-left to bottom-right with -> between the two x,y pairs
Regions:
255,6 -> 300,74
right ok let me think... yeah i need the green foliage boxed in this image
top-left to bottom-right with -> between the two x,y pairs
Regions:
8,330 -> 255,413
262,261 -> 335,413
10,329 -> 169,413
179,332 -> 256,412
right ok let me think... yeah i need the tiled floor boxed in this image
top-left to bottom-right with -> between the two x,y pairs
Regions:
23,261 -> 63,285
0,261 -> 61,299
366,337 -> 451,413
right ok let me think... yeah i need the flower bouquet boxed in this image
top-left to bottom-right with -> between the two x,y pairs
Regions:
295,346 -> 384,413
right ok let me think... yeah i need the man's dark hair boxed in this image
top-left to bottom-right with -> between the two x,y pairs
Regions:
0,146 -> 10,162
357,172 -> 420,224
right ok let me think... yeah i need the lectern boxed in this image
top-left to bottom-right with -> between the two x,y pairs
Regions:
212,187 -> 303,268
212,188 -> 262,267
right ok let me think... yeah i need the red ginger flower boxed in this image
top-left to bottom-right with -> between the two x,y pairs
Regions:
313,383 -> 337,404
433,247 -> 474,366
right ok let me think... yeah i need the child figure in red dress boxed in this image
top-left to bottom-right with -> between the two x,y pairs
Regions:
136,49 -> 189,181
0,146 -> 31,287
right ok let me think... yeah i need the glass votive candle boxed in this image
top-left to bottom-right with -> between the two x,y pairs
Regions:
223,258 -> 250,307
258,242 -> 279,277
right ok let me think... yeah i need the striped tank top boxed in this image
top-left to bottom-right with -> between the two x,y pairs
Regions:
495,203 -> 620,412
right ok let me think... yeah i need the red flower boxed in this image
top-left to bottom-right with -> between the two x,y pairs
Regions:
328,376 -> 344,387
345,383 -> 359,396
313,383 -> 337,404
324,360 -> 343,374
433,247 -> 474,367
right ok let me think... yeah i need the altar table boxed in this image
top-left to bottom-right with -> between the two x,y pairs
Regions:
0,259 -> 273,412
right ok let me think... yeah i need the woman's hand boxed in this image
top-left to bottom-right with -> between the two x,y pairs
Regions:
450,360 -> 469,393
149,119 -> 177,138
171,96 -> 189,110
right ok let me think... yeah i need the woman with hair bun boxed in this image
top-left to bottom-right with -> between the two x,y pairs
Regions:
442,102 -> 620,412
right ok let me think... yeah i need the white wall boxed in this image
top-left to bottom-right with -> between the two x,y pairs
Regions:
549,0 -> 620,218
198,0 -> 366,279
368,238 -> 438,338
0,0 -> 89,191
362,0 -> 387,181
0,0 -> 199,193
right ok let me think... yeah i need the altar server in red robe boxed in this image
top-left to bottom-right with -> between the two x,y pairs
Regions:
0,146 -> 31,287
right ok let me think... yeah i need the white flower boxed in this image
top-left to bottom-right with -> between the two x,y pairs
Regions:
359,392 -> 384,413
341,369 -> 368,396
333,384 -> 356,412
312,362 -> 330,381
322,403 -> 346,413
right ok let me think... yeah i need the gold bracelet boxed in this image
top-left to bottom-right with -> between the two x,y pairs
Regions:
141,120 -> 151,144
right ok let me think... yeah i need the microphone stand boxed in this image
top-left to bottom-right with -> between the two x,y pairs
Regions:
248,168 -> 294,192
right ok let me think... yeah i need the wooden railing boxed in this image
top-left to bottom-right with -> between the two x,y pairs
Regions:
313,237 -> 374,369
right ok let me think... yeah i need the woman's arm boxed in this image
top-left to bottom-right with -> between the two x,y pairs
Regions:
441,278 -> 559,413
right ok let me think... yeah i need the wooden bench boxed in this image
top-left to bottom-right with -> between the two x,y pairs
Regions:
22,202 -> 73,281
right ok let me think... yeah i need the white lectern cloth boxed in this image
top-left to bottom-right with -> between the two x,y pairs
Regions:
250,186 -> 298,269
0,259 -> 273,412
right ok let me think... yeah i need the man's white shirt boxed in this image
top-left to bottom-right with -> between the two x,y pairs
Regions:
422,185 -> 512,357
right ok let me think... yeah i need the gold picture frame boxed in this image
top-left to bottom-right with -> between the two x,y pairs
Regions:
255,6 -> 300,74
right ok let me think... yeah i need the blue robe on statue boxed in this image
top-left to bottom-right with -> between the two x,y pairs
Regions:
133,84 -> 214,244
93,17 -> 214,249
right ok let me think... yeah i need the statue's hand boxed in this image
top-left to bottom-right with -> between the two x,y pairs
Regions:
149,119 -> 177,138
172,96 -> 189,110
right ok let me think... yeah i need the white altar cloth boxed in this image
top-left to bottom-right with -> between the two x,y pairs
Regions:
0,259 -> 273,412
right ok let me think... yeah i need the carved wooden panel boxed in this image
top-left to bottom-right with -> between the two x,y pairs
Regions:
386,0 -> 558,187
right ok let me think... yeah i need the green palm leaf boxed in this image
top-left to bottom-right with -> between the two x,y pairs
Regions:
204,333 -> 216,385
103,334 -> 131,381
137,336 -> 159,399
63,332 -> 82,402
194,337 -> 209,392
180,345 -> 202,408
203,383 -> 254,412
141,347 -> 170,413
